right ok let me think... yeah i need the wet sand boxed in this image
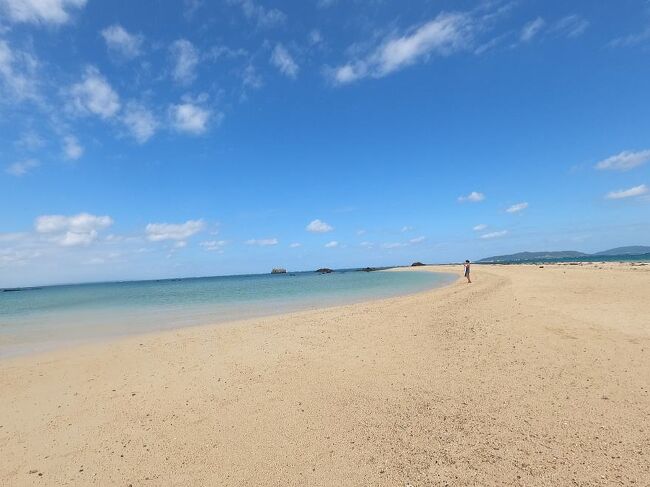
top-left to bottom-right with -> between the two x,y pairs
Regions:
1,263 -> 648,486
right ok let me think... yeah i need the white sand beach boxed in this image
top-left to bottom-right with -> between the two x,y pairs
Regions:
1,263 -> 649,486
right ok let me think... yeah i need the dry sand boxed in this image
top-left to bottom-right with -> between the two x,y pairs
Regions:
1,263 -> 649,486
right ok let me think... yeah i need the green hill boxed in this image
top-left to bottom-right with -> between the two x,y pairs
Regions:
593,246 -> 650,256
477,251 -> 587,263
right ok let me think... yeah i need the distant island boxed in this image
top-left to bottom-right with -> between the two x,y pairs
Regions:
478,246 -> 650,263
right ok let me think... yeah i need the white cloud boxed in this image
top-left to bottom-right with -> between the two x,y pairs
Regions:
69,66 -> 121,119
63,135 -> 83,160
122,103 -> 157,143
146,220 -> 204,242
170,39 -> 199,85
0,0 -> 87,25
228,0 -> 286,28
246,238 -> 278,246
356,229 -> 366,236
170,103 -> 210,135
481,230 -> 508,239
400,225 -> 413,232
16,131 -> 44,150
0,247 -> 42,267
36,213 -> 113,233
359,241 -> 373,248
101,24 -> 143,59
552,15 -> 589,38
473,223 -> 487,231
6,158 -> 39,176
35,212 -> 113,247
309,29 -> 323,45
595,150 -> 650,171
241,64 -> 263,90
520,17 -> 545,42
324,240 -> 339,248
200,240 -> 227,252
382,242 -> 407,249
610,26 -> 650,48
271,44 -> 298,78
506,202 -> 528,213
289,242 -> 302,248
458,191 -> 485,203
605,184 -> 648,200
0,39 -> 40,102
409,236 -> 426,244
306,219 -> 334,233
331,12 -> 472,84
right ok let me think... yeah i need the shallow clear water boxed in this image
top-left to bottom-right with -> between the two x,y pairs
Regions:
0,269 -> 456,357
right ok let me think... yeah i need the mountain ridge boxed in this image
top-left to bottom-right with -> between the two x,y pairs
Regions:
477,246 -> 650,263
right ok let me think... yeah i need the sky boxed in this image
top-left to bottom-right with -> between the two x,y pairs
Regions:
1,0 -> 650,287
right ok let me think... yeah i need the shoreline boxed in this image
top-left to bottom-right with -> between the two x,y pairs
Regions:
0,268 -> 458,361
1,263 -> 648,485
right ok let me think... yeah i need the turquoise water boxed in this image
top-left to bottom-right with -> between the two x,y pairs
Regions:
0,269 -> 456,357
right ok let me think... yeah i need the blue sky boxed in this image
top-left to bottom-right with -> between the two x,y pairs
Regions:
1,0 -> 649,286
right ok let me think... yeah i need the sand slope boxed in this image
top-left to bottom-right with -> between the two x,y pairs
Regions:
1,264 -> 649,486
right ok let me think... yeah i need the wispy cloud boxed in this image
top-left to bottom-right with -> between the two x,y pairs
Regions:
246,238 -> 279,246
6,158 -> 39,176
551,15 -> 589,38
170,103 -> 210,135
595,149 -> 650,171
605,184 -> 648,200
200,240 -> 227,252
68,66 -> 121,119
381,242 -> 407,249
0,39 -> 40,102
101,24 -> 143,60
473,223 -> 487,231
123,103 -> 158,143
330,12 -> 473,85
170,39 -> 199,85
289,242 -> 302,248
506,202 -> 528,213
481,230 -> 508,239
324,240 -> 339,248
36,213 -> 113,247
227,0 -> 286,28
271,44 -> 299,78
306,219 -> 334,233
0,0 -> 87,25
458,191 -> 485,203
610,26 -> 650,48
146,220 -> 204,242
520,17 -> 545,42
409,236 -> 426,244
62,135 -> 83,160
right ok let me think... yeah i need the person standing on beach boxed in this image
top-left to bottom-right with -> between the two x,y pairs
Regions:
464,260 -> 471,283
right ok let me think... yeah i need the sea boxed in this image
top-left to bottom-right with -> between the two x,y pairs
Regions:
0,268 -> 456,358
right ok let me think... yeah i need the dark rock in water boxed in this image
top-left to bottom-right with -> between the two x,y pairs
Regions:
359,267 -> 379,272
271,268 -> 287,274
411,262 -> 426,267
2,287 -> 42,292
316,268 -> 333,274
